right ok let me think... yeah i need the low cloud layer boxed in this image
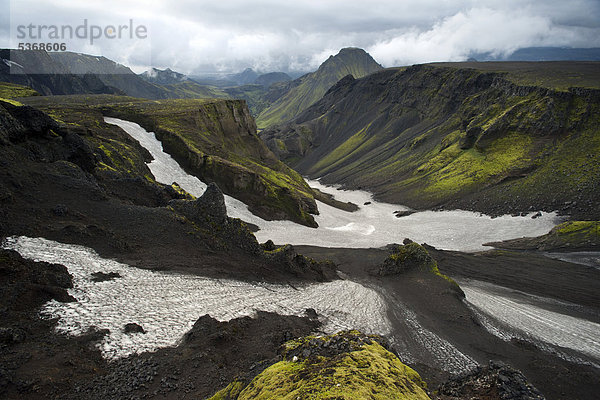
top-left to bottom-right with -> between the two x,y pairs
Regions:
2,0 -> 599,74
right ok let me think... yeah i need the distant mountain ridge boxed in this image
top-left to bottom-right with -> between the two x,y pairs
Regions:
190,69 -> 293,88
0,50 -> 228,100
256,47 -> 383,128
140,67 -> 190,85
0,49 -> 122,96
233,68 -> 259,85
255,72 -> 291,87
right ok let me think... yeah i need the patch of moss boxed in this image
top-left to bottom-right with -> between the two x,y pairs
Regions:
549,220 -> 600,248
421,130 -> 534,199
170,182 -> 194,199
0,98 -> 24,106
218,339 -> 430,400
209,380 -> 245,400
556,220 -> 599,235
0,81 -> 39,99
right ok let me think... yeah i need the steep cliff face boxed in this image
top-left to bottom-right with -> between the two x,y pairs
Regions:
105,98 -> 318,226
22,95 -> 318,226
261,63 -> 600,219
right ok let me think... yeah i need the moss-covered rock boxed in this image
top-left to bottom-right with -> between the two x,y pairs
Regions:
377,242 -> 438,275
376,241 -> 463,296
262,243 -> 336,281
210,331 -> 430,400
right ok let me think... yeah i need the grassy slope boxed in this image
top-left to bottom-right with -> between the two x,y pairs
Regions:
256,48 -> 382,128
21,94 -> 318,226
271,63 -> 600,219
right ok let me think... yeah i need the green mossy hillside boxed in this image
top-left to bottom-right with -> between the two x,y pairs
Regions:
262,63 -> 600,219
210,331 -> 430,400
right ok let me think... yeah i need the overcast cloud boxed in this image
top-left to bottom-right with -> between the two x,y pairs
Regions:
2,0 -> 600,74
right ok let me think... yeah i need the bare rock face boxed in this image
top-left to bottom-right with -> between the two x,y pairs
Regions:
169,182 -> 228,224
196,183 -> 228,223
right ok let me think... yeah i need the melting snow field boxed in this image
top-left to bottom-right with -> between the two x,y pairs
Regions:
460,280 -> 600,362
104,117 -> 561,252
3,236 -> 391,360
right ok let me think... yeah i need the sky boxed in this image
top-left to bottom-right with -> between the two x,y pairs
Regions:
1,0 -> 600,74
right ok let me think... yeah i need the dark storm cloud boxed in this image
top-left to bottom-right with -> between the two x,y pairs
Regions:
2,0 -> 600,73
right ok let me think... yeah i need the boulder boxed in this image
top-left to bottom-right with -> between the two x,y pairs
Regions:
169,182 -> 228,224
394,210 -> 415,218
123,323 -> 146,334
377,242 -> 437,276
91,271 -> 122,282
436,360 -> 545,399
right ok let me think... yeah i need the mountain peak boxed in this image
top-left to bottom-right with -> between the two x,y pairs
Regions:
256,47 -> 383,127
320,47 -> 382,71
140,67 -> 188,84
338,47 -> 366,54
233,68 -> 260,85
